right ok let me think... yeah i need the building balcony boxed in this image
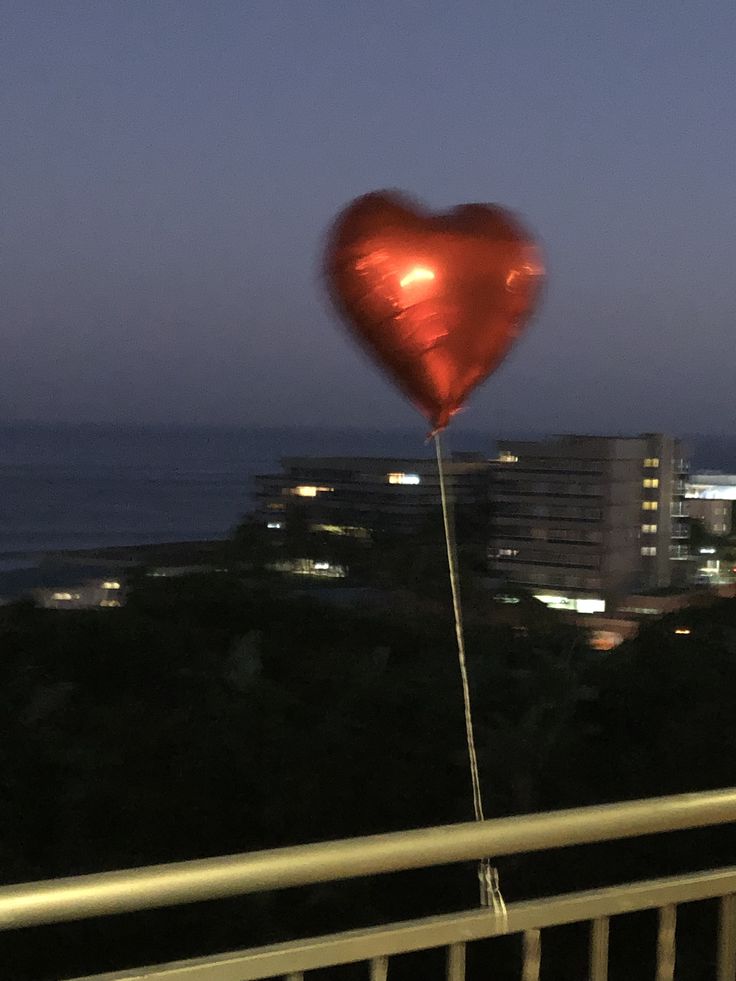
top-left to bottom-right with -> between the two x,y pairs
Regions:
671,524 -> 689,539
4,789 -> 736,980
671,504 -> 689,518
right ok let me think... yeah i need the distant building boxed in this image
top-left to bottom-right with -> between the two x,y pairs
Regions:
686,474 -> 736,535
0,558 -> 129,609
687,499 -> 732,537
582,581 -> 736,650
254,455 -> 493,540
32,578 -> 125,610
488,434 -> 690,613
0,541 -> 226,609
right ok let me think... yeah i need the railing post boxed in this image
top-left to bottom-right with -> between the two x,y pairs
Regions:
447,942 -> 466,981
589,916 -> 609,981
370,955 -> 388,981
656,904 -> 676,981
719,894 -> 736,981
522,929 -> 541,981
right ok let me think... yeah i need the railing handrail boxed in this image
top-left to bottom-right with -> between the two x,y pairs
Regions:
3,788 -> 736,931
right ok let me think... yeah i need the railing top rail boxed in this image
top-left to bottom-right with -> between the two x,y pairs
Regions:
2,788 -> 736,932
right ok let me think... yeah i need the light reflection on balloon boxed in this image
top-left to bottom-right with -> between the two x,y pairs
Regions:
400,266 -> 436,288
324,190 -> 544,432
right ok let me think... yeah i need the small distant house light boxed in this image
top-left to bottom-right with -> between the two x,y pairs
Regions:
267,522 -> 283,529
674,627 -> 691,636
102,581 -> 121,590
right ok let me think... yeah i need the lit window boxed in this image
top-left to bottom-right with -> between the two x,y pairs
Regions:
643,478 -> 659,489
642,501 -> 658,511
102,581 -> 121,590
641,546 -> 657,556
533,594 -> 573,610
498,452 -> 519,463
292,485 -> 333,497
311,524 -> 369,539
532,594 -> 606,614
641,524 -> 658,534
575,598 -> 606,614
100,599 -> 121,608
51,592 -> 74,601
674,628 -> 691,636
387,472 -> 421,485
267,521 -> 283,530
269,559 -> 346,578
643,458 -> 660,468
497,547 -> 519,557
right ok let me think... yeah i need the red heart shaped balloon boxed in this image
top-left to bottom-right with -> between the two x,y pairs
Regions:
324,191 -> 544,431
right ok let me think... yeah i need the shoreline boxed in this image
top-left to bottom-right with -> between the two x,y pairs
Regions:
0,538 -> 228,571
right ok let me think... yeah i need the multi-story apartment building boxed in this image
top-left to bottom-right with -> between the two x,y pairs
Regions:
686,474 -> 736,536
254,454 -> 493,540
489,434 -> 690,613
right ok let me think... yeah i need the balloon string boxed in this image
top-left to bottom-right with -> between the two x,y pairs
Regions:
433,430 -> 507,920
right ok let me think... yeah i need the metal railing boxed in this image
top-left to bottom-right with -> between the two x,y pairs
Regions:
3,789 -> 736,981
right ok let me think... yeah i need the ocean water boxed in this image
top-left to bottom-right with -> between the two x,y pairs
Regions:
0,424 -> 733,562
0,424 -> 493,560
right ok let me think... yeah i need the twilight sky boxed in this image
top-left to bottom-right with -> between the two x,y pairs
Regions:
2,1 -> 735,433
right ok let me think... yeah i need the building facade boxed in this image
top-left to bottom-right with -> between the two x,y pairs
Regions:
489,434 -> 690,613
254,455 -> 493,540
686,474 -> 736,536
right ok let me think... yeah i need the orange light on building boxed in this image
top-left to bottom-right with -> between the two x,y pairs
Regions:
674,628 -> 691,636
